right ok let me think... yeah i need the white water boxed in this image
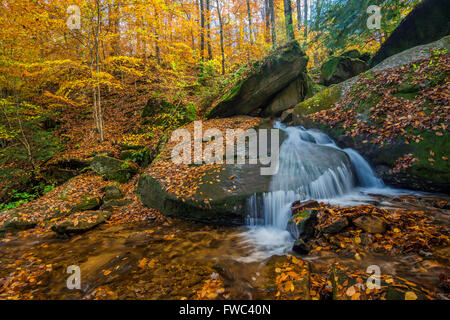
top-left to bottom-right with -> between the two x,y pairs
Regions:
239,122 -> 389,260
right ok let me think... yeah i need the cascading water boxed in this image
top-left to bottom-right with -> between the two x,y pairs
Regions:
239,122 -> 385,261
246,122 -> 384,230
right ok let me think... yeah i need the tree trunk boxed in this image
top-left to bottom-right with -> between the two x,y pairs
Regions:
206,0 -> 213,60
269,0 -> 276,47
247,0 -> 253,45
264,0 -> 271,42
284,0 -> 295,41
216,0 -> 225,75
303,0 -> 308,41
296,0 -> 302,31
199,0 -> 205,60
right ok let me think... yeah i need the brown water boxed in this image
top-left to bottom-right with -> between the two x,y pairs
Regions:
0,193 -> 449,300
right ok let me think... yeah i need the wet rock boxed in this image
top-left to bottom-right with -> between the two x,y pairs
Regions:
125,231 -> 154,245
329,263 -> 431,300
291,200 -> 319,215
0,215 -> 37,236
353,215 -> 387,234
103,183 -> 124,202
292,239 -> 309,255
288,209 -> 319,242
280,109 -> 294,124
91,155 -> 138,183
101,199 -> 132,211
51,211 -> 111,236
321,217 -> 349,234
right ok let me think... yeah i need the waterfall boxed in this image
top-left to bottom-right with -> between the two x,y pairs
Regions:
246,122 -> 384,230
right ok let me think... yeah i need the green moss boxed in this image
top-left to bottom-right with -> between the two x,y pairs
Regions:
320,56 -> 340,82
221,80 -> 243,103
293,84 -> 342,116
408,131 -> 450,182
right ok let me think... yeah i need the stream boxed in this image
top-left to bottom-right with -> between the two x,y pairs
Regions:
0,123 -> 448,299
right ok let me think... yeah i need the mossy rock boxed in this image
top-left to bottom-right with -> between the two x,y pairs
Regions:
320,56 -> 369,86
287,209 -> 319,242
291,83 -> 343,121
0,216 -> 37,237
207,41 -> 309,118
103,183 -> 124,202
70,195 -> 102,213
90,155 -> 138,183
101,199 -> 132,211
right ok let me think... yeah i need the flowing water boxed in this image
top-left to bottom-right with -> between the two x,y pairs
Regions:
1,123 -> 448,299
242,122 -> 393,259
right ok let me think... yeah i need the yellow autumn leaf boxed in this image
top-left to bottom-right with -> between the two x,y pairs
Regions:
346,286 -> 356,297
405,291 -> 418,300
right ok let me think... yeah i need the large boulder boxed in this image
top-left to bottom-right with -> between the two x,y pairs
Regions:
206,41 -> 310,119
371,0 -> 450,67
137,163 -> 272,226
262,73 -> 314,117
320,53 -> 369,86
90,155 -> 138,183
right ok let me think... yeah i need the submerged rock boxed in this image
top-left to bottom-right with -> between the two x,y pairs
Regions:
321,217 -> 349,234
0,215 -> 37,236
353,215 -> 387,234
51,211 -> 111,236
433,246 -> 450,265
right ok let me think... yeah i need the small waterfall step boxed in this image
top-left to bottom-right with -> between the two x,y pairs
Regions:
246,122 -> 385,230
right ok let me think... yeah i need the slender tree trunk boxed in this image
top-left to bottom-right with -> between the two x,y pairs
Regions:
284,0 -> 295,41
154,8 -> 161,65
269,0 -> 276,47
199,0 -> 205,60
303,0 -> 308,41
247,0 -> 253,45
216,0 -> 225,75
296,0 -> 302,31
206,0 -> 212,60
264,0 -> 271,42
